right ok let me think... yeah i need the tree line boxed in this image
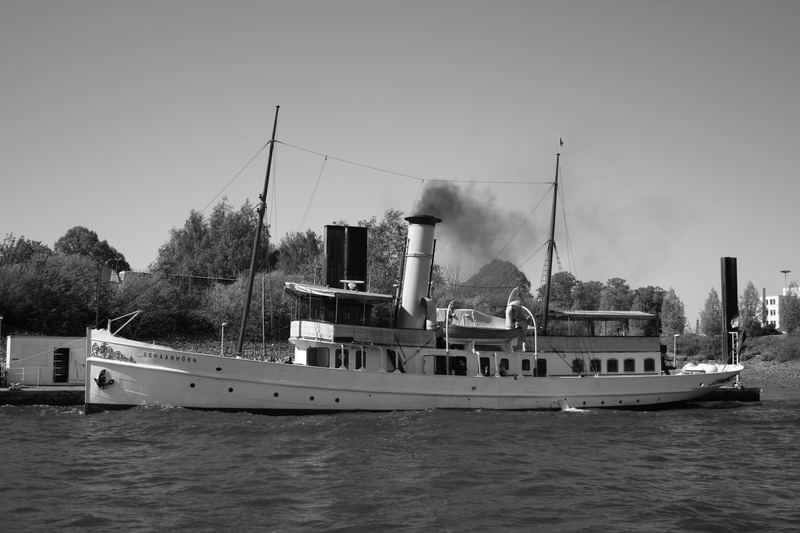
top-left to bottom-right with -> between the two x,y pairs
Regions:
2,199 -> 798,356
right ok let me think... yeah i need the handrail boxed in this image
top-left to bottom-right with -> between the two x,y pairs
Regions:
521,305 -> 538,355
107,310 -> 143,336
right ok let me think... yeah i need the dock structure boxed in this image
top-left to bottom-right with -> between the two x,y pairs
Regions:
0,386 -> 84,406
695,385 -> 761,403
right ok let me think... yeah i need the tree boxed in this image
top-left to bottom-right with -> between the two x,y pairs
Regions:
54,226 -> 131,272
699,288 -> 722,336
0,234 -> 52,266
357,209 -> 408,295
781,286 -> 800,334
631,286 -> 665,336
206,270 -> 297,345
660,288 -> 686,337
461,259 -> 531,313
154,200 -> 269,279
739,281 -> 763,337
0,253 -> 107,335
540,271 -> 576,311
109,271 -> 211,337
436,263 -> 466,305
572,280 -> 603,310
277,230 -> 323,282
599,277 -> 633,310
631,286 -> 665,315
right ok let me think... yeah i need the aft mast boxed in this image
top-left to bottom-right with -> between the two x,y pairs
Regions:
236,105 -> 280,356
540,139 -> 561,335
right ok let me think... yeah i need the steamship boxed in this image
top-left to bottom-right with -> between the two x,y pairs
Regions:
85,214 -> 741,413
84,110 -> 743,413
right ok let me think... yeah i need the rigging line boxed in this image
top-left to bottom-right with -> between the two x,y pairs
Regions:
276,140 -> 422,182
410,178 -> 426,215
277,140 -> 554,185
517,240 -> 549,270
425,177 -> 553,185
557,166 -> 576,278
270,152 -> 278,243
493,183 -> 554,259
489,182 -> 554,297
299,156 -> 327,231
202,141 -> 271,213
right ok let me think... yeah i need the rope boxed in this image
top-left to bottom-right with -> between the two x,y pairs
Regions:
493,183 -> 553,259
201,141 -> 271,213
276,140 -> 422,182
299,156 -> 327,231
276,140 -> 552,185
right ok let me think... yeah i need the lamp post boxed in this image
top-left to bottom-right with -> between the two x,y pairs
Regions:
220,322 -> 228,357
780,269 -> 791,293
673,333 -> 680,366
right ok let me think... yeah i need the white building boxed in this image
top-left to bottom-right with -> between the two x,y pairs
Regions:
4,336 -> 86,386
762,286 -> 800,332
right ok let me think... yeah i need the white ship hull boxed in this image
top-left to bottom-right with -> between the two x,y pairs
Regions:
85,330 -> 742,413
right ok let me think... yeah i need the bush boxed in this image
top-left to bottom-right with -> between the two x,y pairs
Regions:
742,332 -> 800,363
667,332 -> 722,361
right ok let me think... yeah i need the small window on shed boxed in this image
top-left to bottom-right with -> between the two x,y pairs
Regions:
522,359 -> 531,373
589,359 -> 601,373
572,358 -> 585,374
623,358 -> 635,372
644,358 -> 656,372
355,349 -> 365,370
607,359 -> 619,373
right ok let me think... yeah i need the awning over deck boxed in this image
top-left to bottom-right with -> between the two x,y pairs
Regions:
549,310 -> 656,321
284,282 -> 394,304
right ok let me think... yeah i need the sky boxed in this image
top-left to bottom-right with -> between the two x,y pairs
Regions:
2,0 -> 799,324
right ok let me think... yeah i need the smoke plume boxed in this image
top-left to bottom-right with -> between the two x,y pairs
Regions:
412,181 -> 536,276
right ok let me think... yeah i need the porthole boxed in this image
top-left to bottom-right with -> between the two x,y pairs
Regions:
228,387 -> 233,393
471,386 -> 477,391
335,398 -> 340,403
273,392 -> 279,398
309,396 -> 315,401
619,400 -> 623,404
190,383 -> 195,388
216,367 -> 222,372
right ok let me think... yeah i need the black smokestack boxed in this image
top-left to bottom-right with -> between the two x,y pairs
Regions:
720,257 -> 738,363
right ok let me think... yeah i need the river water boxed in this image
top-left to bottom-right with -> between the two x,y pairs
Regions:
2,393 -> 799,532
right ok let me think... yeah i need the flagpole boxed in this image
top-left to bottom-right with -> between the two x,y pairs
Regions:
236,105 -> 280,357
541,137 -> 562,335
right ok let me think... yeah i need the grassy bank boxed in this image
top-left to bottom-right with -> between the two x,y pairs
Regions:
738,333 -> 800,389
740,359 -> 800,389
